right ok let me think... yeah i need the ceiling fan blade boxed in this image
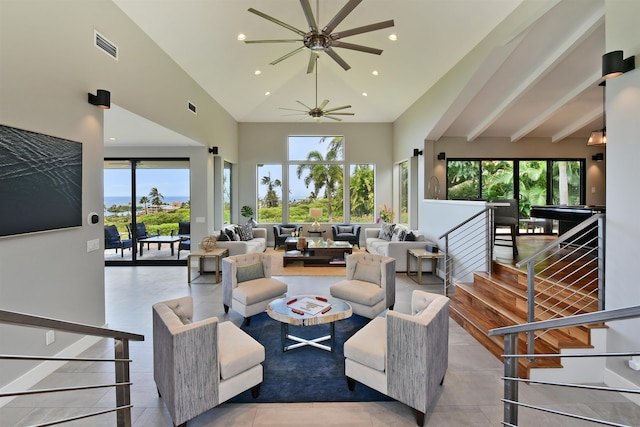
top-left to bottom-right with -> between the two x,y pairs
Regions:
322,0 -> 362,35
318,99 -> 330,110
327,112 -> 355,116
248,8 -> 307,37
279,107 -> 308,112
270,46 -> 306,65
296,100 -> 313,110
331,20 -> 395,39
245,39 -> 301,44
324,47 -> 351,71
306,52 -> 317,74
299,0 -> 318,32
324,104 -> 352,112
331,41 -> 383,55
323,115 -> 343,121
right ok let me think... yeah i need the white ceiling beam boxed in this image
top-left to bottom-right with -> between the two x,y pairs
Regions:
551,105 -> 601,143
466,9 -> 605,142
510,70 -> 601,142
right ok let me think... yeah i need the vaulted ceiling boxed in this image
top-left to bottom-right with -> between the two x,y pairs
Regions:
108,0 -> 606,146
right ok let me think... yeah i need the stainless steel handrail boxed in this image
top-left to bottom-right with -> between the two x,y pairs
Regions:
0,309 -> 144,427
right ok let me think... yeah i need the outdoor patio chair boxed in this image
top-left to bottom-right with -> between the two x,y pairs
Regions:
104,225 -> 132,257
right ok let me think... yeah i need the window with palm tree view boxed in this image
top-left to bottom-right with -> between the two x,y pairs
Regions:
446,158 -> 584,227
255,136 -> 375,224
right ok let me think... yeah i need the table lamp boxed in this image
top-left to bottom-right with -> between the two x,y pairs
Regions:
309,208 -> 322,231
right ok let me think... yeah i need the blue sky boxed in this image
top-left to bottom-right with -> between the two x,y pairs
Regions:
104,169 -> 190,197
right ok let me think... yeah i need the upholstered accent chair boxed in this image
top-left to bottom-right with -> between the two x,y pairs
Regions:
344,290 -> 450,426
104,225 -> 132,257
222,253 -> 288,325
331,224 -> 361,248
152,295 -> 264,427
493,199 -> 519,257
329,252 -> 395,319
273,224 -> 302,249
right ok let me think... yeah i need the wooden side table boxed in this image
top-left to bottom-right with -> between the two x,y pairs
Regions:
406,248 -> 445,287
187,247 -> 229,284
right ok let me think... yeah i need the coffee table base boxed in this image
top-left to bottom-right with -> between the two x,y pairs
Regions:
281,322 -> 335,352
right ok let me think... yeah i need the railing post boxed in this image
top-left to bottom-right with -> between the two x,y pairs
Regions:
526,262 -> 536,356
504,333 -> 519,425
444,235 -> 450,295
488,208 -> 495,273
114,338 -> 132,427
598,216 -> 606,311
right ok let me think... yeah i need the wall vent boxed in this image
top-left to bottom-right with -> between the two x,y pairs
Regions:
188,102 -> 197,114
94,30 -> 118,60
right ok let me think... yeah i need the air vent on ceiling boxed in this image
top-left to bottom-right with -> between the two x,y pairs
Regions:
94,30 -> 118,60
188,102 -> 197,114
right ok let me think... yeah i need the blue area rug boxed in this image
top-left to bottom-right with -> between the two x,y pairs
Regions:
227,311 -> 391,403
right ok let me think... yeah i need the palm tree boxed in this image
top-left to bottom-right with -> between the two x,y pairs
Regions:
148,187 -> 164,210
350,164 -> 374,218
296,149 -> 343,221
261,172 -> 281,208
139,196 -> 150,214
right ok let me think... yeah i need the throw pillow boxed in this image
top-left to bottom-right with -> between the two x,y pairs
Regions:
391,227 -> 407,242
236,262 -> 265,283
353,261 -> 381,285
378,222 -> 395,241
280,227 -> 295,235
224,228 -> 237,241
236,223 -> 254,241
337,225 -> 353,234
403,231 -> 416,241
218,230 -> 230,241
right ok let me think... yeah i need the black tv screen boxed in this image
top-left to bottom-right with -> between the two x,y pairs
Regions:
0,124 -> 82,237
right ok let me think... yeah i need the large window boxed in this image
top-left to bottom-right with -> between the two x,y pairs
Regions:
223,161 -> 232,225
349,164 -> 375,223
288,136 -> 345,223
446,158 -> 586,220
104,158 -> 190,265
399,161 -> 408,223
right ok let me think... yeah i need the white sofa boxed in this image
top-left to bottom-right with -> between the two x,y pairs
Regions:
213,226 -> 267,256
365,225 -> 438,272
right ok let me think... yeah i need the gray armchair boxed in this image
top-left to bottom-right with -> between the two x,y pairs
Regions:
222,253 -> 288,326
344,290 -> 450,426
331,224 -> 361,248
273,224 -> 302,249
329,252 -> 395,319
153,295 -> 264,427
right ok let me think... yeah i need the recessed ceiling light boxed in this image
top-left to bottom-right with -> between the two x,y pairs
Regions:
265,91 -> 270,96
362,92 -> 368,97
372,70 -> 379,76
254,70 -> 262,75
388,34 -> 397,41
108,137 -> 116,141
237,33 -> 246,41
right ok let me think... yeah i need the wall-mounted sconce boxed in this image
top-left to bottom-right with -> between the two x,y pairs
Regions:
592,153 -> 604,162
602,50 -> 635,79
437,152 -> 446,161
413,149 -> 423,157
588,82 -> 607,146
208,146 -> 218,155
87,89 -> 110,109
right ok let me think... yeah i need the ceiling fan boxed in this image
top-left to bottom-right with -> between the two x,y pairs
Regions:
279,57 -> 354,121
245,0 -> 394,73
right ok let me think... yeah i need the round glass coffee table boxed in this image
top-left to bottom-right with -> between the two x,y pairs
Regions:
267,295 -> 352,352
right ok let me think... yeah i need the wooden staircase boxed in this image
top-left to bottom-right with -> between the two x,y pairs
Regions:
449,260 -> 603,379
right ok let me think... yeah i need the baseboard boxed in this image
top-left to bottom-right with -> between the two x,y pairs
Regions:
0,332 -> 104,407
604,367 -> 640,406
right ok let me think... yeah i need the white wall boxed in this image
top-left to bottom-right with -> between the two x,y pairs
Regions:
602,0 -> 640,391
0,0 -> 237,387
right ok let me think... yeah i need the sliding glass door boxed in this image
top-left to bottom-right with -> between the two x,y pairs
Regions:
104,158 -> 190,265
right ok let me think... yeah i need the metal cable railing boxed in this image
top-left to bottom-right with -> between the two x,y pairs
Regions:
489,305 -> 640,426
515,214 -> 605,354
0,309 -> 144,427
439,207 -> 493,295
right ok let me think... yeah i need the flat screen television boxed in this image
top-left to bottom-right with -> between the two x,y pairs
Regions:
0,124 -> 82,237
